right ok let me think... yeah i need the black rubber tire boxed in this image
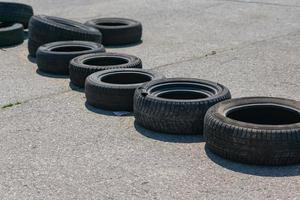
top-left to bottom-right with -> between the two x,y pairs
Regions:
85,69 -> 164,111
0,2 -> 33,28
69,53 -> 142,88
204,97 -> 300,165
134,78 -> 231,135
85,18 -> 142,45
0,23 -> 24,47
36,41 -> 105,75
28,15 -> 102,57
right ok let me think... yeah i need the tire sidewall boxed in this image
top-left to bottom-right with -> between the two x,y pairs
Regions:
70,53 -> 142,71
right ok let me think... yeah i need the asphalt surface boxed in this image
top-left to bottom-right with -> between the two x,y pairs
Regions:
0,0 -> 300,199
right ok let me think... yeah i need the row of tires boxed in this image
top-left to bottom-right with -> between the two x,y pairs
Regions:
28,15 -> 142,56
0,2 -> 142,48
1,2 -> 300,166
36,42 -> 300,166
0,2 -> 33,46
83,67 -> 300,166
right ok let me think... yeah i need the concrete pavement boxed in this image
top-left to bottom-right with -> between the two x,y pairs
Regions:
0,0 -> 300,199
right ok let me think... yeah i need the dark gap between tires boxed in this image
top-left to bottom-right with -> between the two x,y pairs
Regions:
97,22 -> 127,26
51,46 -> 91,52
84,57 -> 128,66
0,22 -> 14,28
157,91 -> 209,100
226,105 -> 300,125
101,73 -> 151,84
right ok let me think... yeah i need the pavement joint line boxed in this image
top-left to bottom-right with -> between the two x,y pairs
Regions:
152,30 -> 300,70
152,50 -> 226,71
0,89 -> 73,111
217,0 -> 300,8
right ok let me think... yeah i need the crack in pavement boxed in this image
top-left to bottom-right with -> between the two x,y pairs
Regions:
152,30 -> 300,70
216,0 -> 300,8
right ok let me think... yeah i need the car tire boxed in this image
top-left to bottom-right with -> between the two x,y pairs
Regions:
0,2 -> 33,28
28,15 -> 102,57
0,23 -> 23,47
69,53 -> 142,88
134,78 -> 231,134
85,18 -> 142,45
85,68 -> 164,111
36,41 -> 105,75
204,97 -> 300,165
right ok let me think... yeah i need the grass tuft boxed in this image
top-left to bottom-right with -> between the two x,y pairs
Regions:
2,102 -> 21,109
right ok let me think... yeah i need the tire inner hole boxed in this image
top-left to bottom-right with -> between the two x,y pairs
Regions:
101,73 -> 151,84
84,57 -> 129,66
158,90 -> 209,100
226,105 -> 300,125
97,22 -> 127,26
51,46 -> 91,52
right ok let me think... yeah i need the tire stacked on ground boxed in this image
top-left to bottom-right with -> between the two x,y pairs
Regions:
28,15 -> 102,57
0,2 -> 33,28
69,53 -> 142,88
0,22 -> 24,47
36,41 -> 105,74
0,2 -> 32,47
85,69 -> 164,111
85,18 -> 142,45
204,97 -> 300,165
134,78 -> 231,135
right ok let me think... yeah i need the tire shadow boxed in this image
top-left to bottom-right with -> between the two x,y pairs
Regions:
85,102 -> 133,117
204,145 -> 300,177
36,69 -> 69,79
105,40 -> 143,49
69,82 -> 84,93
27,55 -> 36,63
134,121 -> 204,143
